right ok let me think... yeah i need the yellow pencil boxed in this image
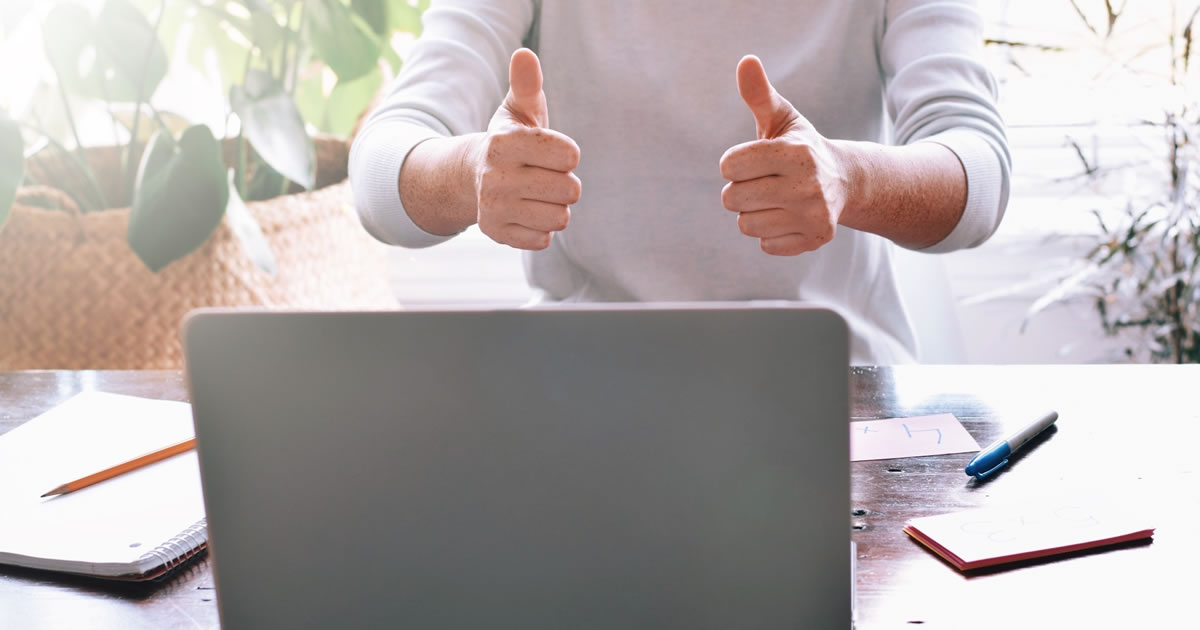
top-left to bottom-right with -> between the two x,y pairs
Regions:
40,438 -> 197,498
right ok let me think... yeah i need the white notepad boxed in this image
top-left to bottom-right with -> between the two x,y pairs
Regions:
0,391 -> 206,580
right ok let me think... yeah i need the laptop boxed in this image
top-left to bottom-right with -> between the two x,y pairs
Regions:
183,304 -> 852,629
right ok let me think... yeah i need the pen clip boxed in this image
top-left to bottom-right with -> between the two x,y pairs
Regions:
972,458 -> 1008,480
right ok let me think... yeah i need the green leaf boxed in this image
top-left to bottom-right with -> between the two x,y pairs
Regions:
351,0 -> 389,35
324,66 -> 382,136
244,154 -> 287,202
128,126 -> 230,272
293,71 -> 327,129
231,70 -> 315,190
304,0 -> 382,82
42,0 -> 169,103
189,12 -> 252,94
0,114 -> 24,229
224,170 -> 278,275
246,10 -> 288,52
133,126 -> 177,187
150,2 -> 191,63
42,4 -> 98,91
388,2 -> 426,35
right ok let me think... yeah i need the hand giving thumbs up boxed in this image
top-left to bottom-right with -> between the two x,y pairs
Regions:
473,48 -> 582,250
719,55 -> 851,256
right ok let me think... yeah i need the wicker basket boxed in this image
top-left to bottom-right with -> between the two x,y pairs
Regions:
0,136 -> 396,369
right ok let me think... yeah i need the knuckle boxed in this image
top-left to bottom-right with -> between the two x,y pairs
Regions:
480,222 -> 505,245
719,152 -> 742,180
515,126 -> 542,145
527,232 -> 552,251
476,204 -> 501,229
788,143 -> 816,168
762,237 -> 804,257
476,168 -> 507,195
483,133 -> 508,161
566,144 -> 581,170
737,213 -> 754,236
568,177 -> 582,203
818,223 -> 837,244
546,134 -> 580,171
487,129 -> 530,160
550,206 -> 570,231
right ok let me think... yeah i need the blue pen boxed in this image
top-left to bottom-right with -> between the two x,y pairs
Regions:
965,411 -> 1058,480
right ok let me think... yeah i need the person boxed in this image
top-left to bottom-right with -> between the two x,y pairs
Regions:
349,1 -> 1011,364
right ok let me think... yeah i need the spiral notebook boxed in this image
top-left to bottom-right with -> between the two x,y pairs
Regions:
0,391 -> 206,581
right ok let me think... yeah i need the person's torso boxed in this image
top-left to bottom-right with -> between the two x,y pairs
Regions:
526,1 -> 914,362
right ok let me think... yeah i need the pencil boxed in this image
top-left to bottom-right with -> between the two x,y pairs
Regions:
40,437 -> 197,498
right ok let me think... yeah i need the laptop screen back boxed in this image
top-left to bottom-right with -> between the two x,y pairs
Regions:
184,305 -> 851,629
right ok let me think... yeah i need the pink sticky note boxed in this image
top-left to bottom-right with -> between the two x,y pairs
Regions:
904,500 -> 1155,571
849,413 -> 980,461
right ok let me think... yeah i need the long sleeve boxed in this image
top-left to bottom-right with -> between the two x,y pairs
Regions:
880,0 -> 1012,253
349,0 -> 536,248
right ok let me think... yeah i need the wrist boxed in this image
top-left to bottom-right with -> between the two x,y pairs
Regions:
399,134 -> 486,236
828,139 -> 874,228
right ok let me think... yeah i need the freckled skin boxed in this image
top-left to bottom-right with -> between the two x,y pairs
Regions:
400,48 -> 581,251
399,50 -> 967,254
719,55 -> 968,254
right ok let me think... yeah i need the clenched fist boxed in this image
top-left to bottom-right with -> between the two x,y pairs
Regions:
473,48 -> 582,250
719,55 -> 851,256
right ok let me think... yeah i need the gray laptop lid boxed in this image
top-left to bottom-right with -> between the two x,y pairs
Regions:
184,305 -> 851,629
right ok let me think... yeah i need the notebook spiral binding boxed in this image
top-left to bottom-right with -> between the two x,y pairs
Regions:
139,518 -> 208,579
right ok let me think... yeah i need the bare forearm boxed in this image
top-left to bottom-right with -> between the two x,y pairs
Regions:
833,140 -> 967,250
398,134 -> 485,236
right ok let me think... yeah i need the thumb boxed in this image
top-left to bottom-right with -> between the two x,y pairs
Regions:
504,48 -> 548,128
736,55 -> 799,139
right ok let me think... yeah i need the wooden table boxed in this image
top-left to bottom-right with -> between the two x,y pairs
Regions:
2,367 -> 1197,629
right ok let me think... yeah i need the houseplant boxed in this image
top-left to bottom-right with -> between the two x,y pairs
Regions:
0,0 -> 428,368
1000,1 -> 1200,362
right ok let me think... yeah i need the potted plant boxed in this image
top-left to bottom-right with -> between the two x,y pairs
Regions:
1012,2 -> 1200,362
0,0 -> 428,369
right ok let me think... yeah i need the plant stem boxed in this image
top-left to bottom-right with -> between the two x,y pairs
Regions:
52,83 -> 105,210
1067,0 -> 1099,37
235,30 -> 261,199
17,120 -> 105,213
278,2 -> 297,85
103,93 -> 122,149
279,165 -> 290,198
124,0 -> 169,202
241,33 -> 257,81
237,133 -> 247,199
287,4 -> 307,95
146,104 -> 173,138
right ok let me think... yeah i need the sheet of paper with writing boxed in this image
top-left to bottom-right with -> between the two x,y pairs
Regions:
903,499 -> 1155,571
849,413 -> 980,461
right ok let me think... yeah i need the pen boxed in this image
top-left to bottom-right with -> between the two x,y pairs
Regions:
965,411 -> 1058,480
40,438 -> 197,498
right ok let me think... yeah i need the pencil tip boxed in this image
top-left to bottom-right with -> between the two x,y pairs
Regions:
41,487 -> 64,498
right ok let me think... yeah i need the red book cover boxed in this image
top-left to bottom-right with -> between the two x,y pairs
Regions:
904,500 -> 1154,571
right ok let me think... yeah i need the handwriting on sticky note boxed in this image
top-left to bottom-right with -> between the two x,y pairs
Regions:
849,413 -> 980,461
903,500 -> 1155,571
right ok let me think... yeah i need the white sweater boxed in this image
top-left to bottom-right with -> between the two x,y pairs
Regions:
350,0 -> 1011,364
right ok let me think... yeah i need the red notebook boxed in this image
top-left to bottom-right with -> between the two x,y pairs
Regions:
904,499 -> 1154,571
